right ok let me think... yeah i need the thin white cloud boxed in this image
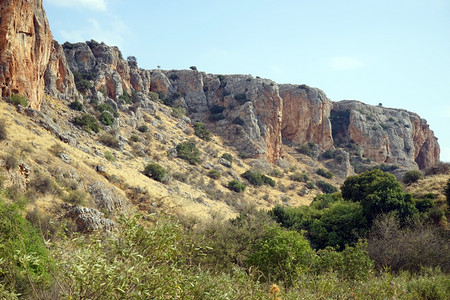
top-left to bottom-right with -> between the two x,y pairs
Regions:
47,0 -> 107,11
329,57 -> 365,71
59,17 -> 129,49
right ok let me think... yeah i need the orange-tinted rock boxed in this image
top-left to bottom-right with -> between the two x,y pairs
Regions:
280,85 -> 334,149
0,0 -> 52,109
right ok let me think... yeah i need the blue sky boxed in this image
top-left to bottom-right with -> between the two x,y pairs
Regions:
44,0 -> 450,162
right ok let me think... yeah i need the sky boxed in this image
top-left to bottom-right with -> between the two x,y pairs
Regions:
43,0 -> 450,162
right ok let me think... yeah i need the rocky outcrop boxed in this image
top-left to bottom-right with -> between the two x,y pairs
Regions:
0,0 -> 53,109
149,71 -> 283,162
331,101 -> 440,169
44,40 -> 78,100
89,182 -> 127,214
63,40 -> 151,101
280,84 -> 334,149
64,206 -> 116,232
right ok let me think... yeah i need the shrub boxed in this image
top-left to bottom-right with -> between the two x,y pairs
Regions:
99,111 -> 115,126
176,141 -> 201,165
129,135 -> 140,143
241,170 -> 276,187
227,179 -> 246,192
189,66 -> 197,71
321,149 -> 335,159
210,105 -> 225,114
0,201 -> 53,296
171,106 -> 186,118
234,93 -> 249,104
143,163 -> 166,182
118,90 -> 131,104
296,143 -> 314,157
247,225 -> 315,285
138,125 -> 149,133
193,122 -> 211,141
402,170 -> 423,185
8,94 -> 28,107
29,175 -> 55,195
49,143 -> 65,157
73,114 -> 100,133
221,153 -> 233,165
169,73 -> 179,81
68,100 -> 84,111
98,133 -> 120,148
232,117 -> 245,126
96,103 -> 117,115
316,180 -> 338,194
63,189 -> 87,205
4,153 -> 19,170
209,113 -> 225,122
208,169 -> 221,180
341,169 -> 418,225
104,151 -> 116,162
317,168 -> 333,179
0,119 -> 7,140
290,172 -> 309,182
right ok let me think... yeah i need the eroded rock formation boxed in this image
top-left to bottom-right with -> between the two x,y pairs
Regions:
331,101 -> 440,169
0,0 -> 53,109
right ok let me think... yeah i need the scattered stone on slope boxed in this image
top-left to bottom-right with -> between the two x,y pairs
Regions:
64,205 -> 116,232
89,181 -> 126,214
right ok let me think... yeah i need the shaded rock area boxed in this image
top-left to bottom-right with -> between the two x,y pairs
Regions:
89,182 -> 126,214
64,205 -> 116,232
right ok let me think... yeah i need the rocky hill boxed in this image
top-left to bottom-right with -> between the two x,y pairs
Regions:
0,0 -> 441,224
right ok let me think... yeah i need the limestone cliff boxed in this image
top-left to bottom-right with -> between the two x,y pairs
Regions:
0,0 -> 53,109
280,84 -> 334,149
331,101 -> 440,169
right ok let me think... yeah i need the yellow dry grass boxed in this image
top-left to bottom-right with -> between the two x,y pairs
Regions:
1,96 -> 342,222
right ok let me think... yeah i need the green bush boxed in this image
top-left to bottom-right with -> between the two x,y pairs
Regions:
118,90 -> 131,104
341,169 -> 418,225
143,163 -> 166,182
402,170 -> 423,185
193,122 -> 211,141
129,135 -> 140,143
210,105 -> 225,114
221,153 -> 233,165
290,172 -> 309,182
317,168 -> 333,179
208,169 -> 221,180
241,170 -> 275,187
73,71 -> 94,93
0,201 -> 53,296
445,178 -> 450,209
96,103 -> 118,116
234,93 -> 249,104
171,106 -> 186,118
247,225 -> 315,285
316,180 -> 338,194
8,94 -> 28,107
99,111 -> 115,126
297,143 -> 314,157
138,125 -> 149,133
68,100 -> 84,111
176,141 -> 201,165
104,151 -> 116,162
73,114 -> 100,133
227,179 -> 246,192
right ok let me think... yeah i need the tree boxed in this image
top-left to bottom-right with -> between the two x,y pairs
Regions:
193,122 -> 211,141
341,169 -> 418,225
176,141 -> 201,165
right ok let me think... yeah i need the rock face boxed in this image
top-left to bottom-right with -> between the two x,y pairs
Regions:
280,84 -> 334,149
44,40 -> 78,100
149,71 -> 283,162
63,40 -> 152,101
331,101 -> 440,169
0,0 -> 53,109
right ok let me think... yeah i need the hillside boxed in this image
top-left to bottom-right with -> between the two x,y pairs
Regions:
0,0 -> 449,299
